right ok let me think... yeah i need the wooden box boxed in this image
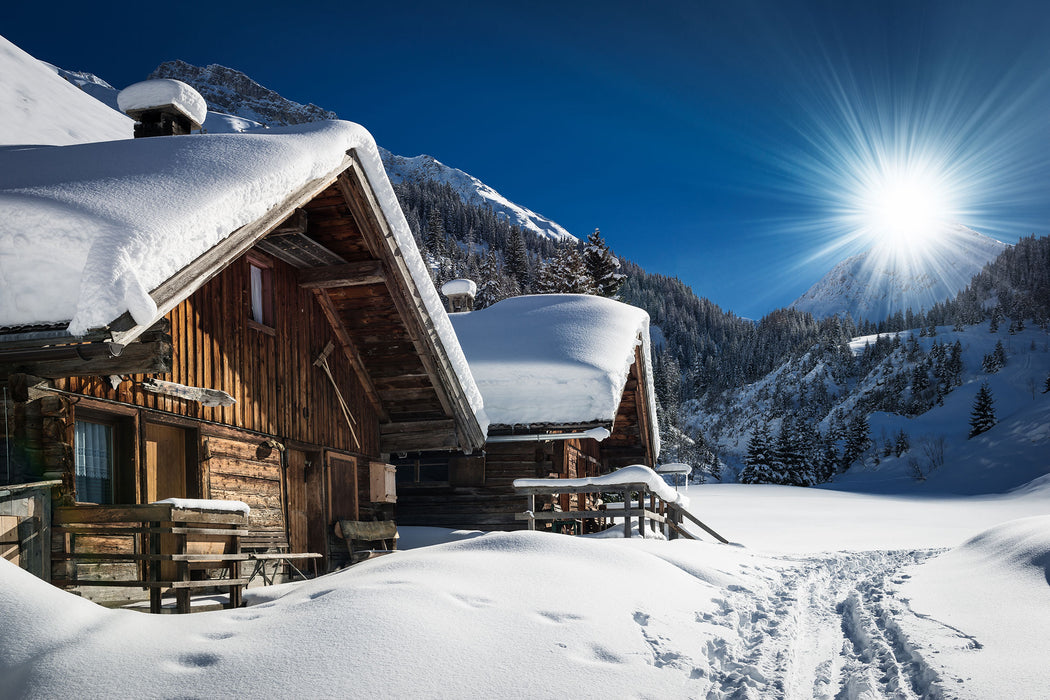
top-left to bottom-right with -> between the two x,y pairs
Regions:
369,462 -> 397,504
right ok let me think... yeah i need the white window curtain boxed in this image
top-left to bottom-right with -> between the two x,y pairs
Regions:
74,421 -> 113,504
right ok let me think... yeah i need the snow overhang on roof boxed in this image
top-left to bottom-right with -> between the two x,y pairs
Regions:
0,120 -> 487,437
449,294 -> 658,453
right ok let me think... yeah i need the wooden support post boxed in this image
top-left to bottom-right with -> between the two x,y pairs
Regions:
149,522 -> 161,614
622,490 -> 631,538
527,494 -> 536,531
175,531 -> 189,615
637,490 -> 645,537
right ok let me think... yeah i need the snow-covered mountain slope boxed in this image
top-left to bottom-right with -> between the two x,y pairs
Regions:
686,320 -> 1050,493
148,59 -> 575,242
0,33 -> 132,145
148,60 -> 336,126
380,150 -> 576,243
793,224 -> 1007,322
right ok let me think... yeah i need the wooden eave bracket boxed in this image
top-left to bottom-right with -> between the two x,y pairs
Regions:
297,260 -> 386,289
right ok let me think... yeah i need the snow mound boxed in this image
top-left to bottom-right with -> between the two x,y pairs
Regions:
0,532 -> 762,698
897,516 -> 1050,699
117,79 -> 208,126
151,498 -> 250,515
450,294 -> 654,436
0,33 -> 132,146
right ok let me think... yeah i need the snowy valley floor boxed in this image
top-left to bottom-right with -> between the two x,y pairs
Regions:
3,480 -> 1050,699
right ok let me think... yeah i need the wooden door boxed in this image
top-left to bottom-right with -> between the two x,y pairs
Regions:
145,423 -> 188,503
327,455 -> 358,522
145,423 -> 189,581
286,449 -> 309,554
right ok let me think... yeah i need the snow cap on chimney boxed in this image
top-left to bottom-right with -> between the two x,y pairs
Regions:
118,79 -> 207,137
440,278 -> 477,313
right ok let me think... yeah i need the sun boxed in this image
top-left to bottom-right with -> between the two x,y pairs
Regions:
852,160 -> 958,254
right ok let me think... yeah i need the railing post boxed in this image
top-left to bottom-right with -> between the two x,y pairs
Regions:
622,490 -> 631,538
637,489 -> 645,537
527,494 -> 535,531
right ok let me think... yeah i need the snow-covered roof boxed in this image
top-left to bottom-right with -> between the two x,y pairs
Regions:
450,294 -> 657,445
117,79 -> 208,126
0,119 -> 486,429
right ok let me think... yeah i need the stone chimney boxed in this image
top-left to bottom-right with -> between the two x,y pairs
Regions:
117,79 -> 207,137
440,279 -> 477,313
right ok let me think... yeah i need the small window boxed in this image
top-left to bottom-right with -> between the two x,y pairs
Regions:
74,420 -> 115,504
247,254 -> 274,328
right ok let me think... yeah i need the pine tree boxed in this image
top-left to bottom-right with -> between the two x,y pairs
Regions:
982,340 -> 1007,373
968,383 -> 996,438
504,231 -> 531,292
583,228 -> 625,297
475,251 -> 511,309
534,245 -> 596,294
840,413 -> 871,471
739,424 -> 776,484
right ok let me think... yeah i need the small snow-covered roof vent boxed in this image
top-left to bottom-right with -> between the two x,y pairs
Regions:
441,278 -> 477,313
117,79 -> 207,137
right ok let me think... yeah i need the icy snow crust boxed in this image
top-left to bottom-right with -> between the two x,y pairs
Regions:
117,79 -> 208,126
0,120 -> 486,427
450,294 -> 656,451
515,464 -> 686,505
0,34 -> 132,146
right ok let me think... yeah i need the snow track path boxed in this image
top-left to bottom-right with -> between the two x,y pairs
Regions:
702,549 -> 949,700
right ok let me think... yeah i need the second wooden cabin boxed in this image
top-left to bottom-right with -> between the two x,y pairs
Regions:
395,291 -> 661,531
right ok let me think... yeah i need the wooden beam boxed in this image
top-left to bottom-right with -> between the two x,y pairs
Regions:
0,339 -> 172,379
381,430 -> 460,454
380,419 -> 456,435
297,260 -> 385,289
311,289 -> 390,423
272,208 -> 307,235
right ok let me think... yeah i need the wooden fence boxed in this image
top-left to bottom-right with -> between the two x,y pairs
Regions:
513,480 -> 728,543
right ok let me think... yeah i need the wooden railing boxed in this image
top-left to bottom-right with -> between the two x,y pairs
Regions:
513,480 -> 728,543
51,503 -> 249,613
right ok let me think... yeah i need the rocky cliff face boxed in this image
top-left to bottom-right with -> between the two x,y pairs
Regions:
148,60 -> 336,126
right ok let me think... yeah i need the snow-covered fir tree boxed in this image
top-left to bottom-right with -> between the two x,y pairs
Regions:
583,228 -> 625,297
534,245 -> 596,294
969,383 -> 997,438
739,424 -> 776,484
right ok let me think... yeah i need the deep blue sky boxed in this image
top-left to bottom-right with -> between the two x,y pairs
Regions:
6,0 -> 1050,318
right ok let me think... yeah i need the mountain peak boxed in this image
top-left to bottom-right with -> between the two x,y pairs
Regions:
792,223 -> 1007,322
148,60 -> 337,126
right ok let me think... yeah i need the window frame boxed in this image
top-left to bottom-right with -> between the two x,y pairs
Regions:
246,252 -> 275,333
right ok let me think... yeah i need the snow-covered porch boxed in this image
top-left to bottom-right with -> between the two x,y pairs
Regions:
513,465 -> 729,542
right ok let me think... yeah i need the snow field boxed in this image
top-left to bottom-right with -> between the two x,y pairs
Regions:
3,480 -> 1049,699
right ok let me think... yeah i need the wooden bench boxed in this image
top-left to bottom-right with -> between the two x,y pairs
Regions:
52,503 -> 249,614
241,527 -> 322,585
335,520 -> 398,565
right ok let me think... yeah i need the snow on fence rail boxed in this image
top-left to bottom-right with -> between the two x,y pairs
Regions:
512,465 -> 728,542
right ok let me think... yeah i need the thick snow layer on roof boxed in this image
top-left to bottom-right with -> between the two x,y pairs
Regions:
151,498 -> 250,515
440,278 -> 477,297
0,120 -> 486,427
451,294 -> 654,440
117,79 -> 208,126
515,464 -> 686,505
0,33 -> 132,146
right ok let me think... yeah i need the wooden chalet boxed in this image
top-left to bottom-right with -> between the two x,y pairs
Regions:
0,120 -> 485,601
395,292 -> 660,531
